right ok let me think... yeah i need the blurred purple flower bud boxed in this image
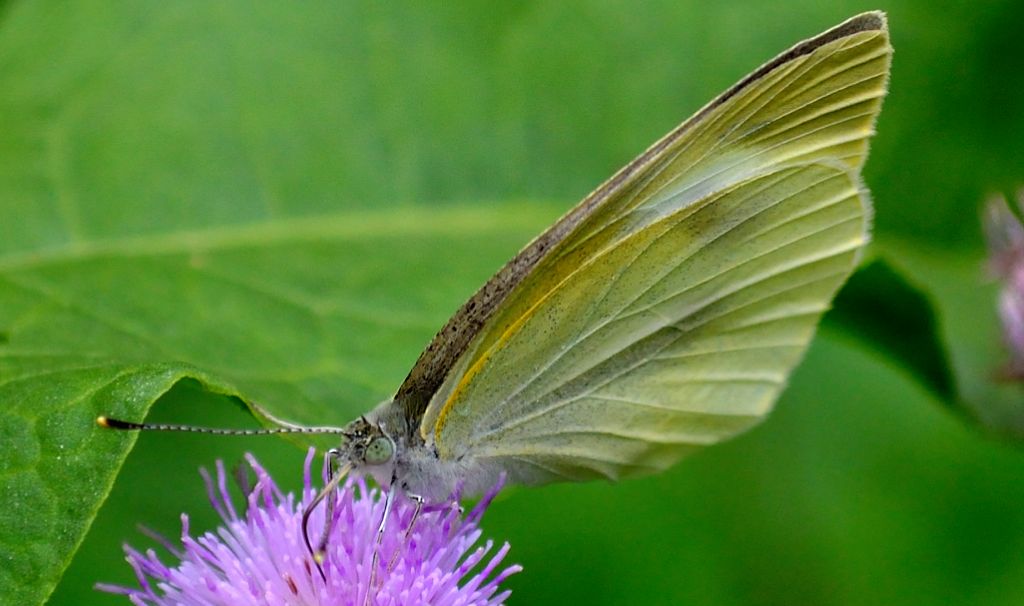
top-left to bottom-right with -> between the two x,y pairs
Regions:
984,190 -> 1024,379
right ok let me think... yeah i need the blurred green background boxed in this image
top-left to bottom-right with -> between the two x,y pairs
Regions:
0,0 -> 1021,604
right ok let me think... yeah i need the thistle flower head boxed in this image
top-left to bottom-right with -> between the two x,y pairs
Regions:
984,190 -> 1024,379
97,449 -> 520,605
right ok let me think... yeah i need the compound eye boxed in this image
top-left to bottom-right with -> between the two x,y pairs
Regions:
364,436 -> 394,465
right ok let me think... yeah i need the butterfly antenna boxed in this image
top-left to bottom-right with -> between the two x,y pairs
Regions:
96,415 -> 348,436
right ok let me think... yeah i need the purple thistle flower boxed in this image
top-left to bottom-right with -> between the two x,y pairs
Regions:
97,448 -> 521,605
984,190 -> 1024,379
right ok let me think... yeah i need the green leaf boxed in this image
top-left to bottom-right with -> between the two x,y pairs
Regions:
876,239 -> 1024,439
0,204 -> 558,605
825,249 -> 1024,440
827,258 -> 956,404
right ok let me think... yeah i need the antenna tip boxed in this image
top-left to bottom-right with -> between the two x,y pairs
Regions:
97,416 -> 140,430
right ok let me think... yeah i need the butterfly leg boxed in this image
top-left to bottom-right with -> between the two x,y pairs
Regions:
364,474 -> 398,606
315,448 -> 343,556
301,448 -> 349,581
387,492 -> 424,573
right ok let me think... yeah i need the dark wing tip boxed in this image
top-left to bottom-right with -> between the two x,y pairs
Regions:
842,11 -> 887,34
811,11 -> 887,48
702,11 -> 888,123
756,11 -> 888,82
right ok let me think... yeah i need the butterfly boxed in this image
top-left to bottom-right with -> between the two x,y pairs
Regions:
102,11 -> 890,516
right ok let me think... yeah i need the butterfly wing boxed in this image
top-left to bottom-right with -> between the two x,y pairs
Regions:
410,13 -> 891,483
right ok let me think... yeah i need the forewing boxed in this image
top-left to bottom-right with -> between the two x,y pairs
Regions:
419,13 -> 891,483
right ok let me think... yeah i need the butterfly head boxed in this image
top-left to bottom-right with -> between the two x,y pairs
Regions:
340,416 -> 396,470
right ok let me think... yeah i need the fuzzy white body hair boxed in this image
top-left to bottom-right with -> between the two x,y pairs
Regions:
397,445 -> 501,503
357,441 -> 502,503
